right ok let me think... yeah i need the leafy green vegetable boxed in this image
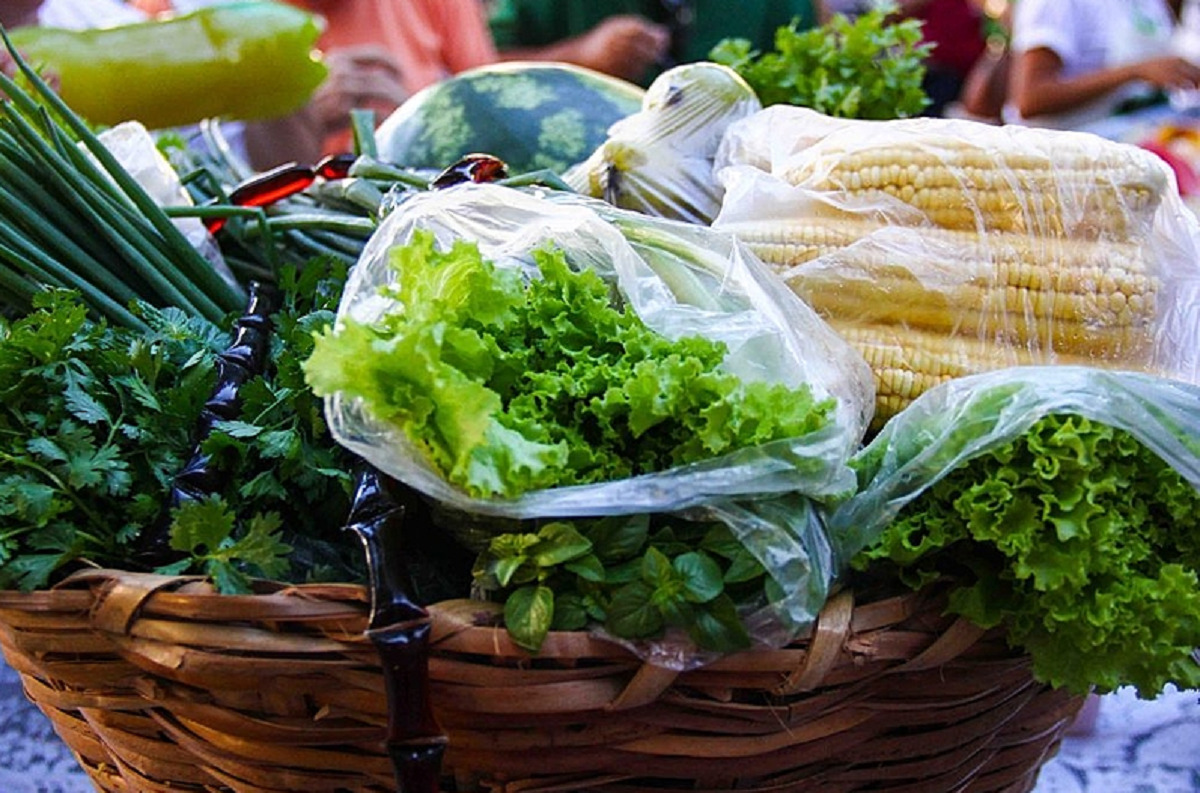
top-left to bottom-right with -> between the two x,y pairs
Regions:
0,290 -> 217,589
710,8 -> 931,119
162,496 -> 291,593
304,230 -> 831,499
0,263 -> 362,592
852,413 -> 1200,696
473,515 -> 764,653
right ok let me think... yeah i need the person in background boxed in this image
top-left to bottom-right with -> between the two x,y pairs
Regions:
488,0 -> 829,86
267,0 -> 497,141
1006,0 -> 1200,129
889,0 -> 989,117
0,0 -> 143,34
134,0 -> 497,162
0,0 -> 141,87
955,0 -> 1013,122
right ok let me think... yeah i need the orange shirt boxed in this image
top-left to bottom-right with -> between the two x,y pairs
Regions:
291,0 -> 497,96
133,0 -> 498,155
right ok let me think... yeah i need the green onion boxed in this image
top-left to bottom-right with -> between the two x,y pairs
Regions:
0,29 -> 245,326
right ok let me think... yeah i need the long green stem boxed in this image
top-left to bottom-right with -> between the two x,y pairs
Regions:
0,112 -> 221,318
0,33 -> 246,313
0,236 -> 146,329
0,182 -> 143,305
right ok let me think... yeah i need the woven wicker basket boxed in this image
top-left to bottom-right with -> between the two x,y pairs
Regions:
0,568 -> 1085,793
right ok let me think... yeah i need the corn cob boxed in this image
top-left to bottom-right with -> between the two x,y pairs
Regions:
830,322 -> 1142,427
779,137 -> 1168,239
733,218 -> 1158,357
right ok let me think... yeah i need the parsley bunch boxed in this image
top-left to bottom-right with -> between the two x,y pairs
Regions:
710,8 -> 932,119
0,263 -> 362,592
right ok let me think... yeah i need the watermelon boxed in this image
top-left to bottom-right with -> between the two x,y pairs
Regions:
375,62 -> 645,176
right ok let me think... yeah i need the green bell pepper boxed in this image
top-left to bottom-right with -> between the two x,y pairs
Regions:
8,1 -> 328,129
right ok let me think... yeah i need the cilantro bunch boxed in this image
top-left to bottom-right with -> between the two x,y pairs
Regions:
852,413 -> 1200,696
472,515 -> 771,654
0,292 -> 217,590
710,8 -> 931,119
0,263 -> 362,592
304,230 -> 832,500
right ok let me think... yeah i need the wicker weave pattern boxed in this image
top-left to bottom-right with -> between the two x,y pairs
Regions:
0,570 -> 392,792
0,571 -> 1084,792
428,589 -> 1084,793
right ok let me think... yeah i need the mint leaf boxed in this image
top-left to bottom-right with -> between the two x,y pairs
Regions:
533,522 -> 592,567
504,585 -> 555,652
606,580 -> 663,639
673,551 -> 724,604
688,595 -> 751,652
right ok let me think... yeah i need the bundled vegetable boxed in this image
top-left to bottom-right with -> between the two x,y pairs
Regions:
565,62 -> 761,224
709,7 -> 931,119
305,230 -> 831,500
305,183 -> 875,657
7,1 -> 328,129
714,107 -> 1200,424
0,47 -> 244,325
471,512 -> 792,654
830,366 -> 1200,697
0,266 -> 361,593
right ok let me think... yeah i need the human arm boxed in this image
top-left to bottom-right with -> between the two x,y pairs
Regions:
959,42 -> 1010,119
1010,46 -> 1200,119
496,14 -> 669,83
426,0 -> 497,76
241,45 -> 407,169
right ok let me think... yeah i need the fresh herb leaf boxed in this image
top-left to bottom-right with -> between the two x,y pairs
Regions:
475,514 -> 768,653
504,584 -> 555,652
710,8 -> 932,119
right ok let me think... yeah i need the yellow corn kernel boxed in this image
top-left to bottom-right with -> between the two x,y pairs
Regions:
779,139 -> 1167,239
830,322 -> 1137,427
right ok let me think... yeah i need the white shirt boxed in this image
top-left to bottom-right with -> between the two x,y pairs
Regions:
1005,0 -> 1177,129
38,0 -> 145,28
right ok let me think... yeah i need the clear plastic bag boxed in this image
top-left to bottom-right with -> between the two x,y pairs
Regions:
712,106 -> 1200,425
826,364 -> 1200,570
321,182 -> 876,652
565,62 -> 762,225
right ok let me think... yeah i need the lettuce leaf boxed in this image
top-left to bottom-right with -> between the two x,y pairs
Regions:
305,230 -> 831,499
853,413 -> 1200,696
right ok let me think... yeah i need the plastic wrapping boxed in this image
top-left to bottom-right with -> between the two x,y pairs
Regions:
565,63 -> 762,225
321,183 -> 876,650
712,106 -> 1200,423
826,365 -> 1200,563
95,122 -> 229,276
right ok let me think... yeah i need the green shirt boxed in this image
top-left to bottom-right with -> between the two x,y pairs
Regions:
488,0 -> 819,83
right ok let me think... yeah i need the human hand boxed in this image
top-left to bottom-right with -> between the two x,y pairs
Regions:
569,15 -> 671,82
310,45 -> 409,134
1131,56 -> 1200,90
